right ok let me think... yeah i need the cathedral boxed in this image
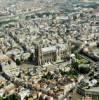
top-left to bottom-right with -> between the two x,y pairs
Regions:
35,44 -> 69,65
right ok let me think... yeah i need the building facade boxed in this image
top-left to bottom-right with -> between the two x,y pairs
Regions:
77,86 -> 99,100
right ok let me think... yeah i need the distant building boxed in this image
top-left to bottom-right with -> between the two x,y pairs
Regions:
77,78 -> 99,100
0,55 -> 19,77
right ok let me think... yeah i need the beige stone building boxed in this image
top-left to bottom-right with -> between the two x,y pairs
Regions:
35,44 -> 68,65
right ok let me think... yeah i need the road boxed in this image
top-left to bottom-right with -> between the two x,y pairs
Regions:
0,8 -> 49,22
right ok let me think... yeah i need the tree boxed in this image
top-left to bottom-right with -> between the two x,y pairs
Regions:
79,66 -> 90,74
72,61 -> 79,70
5,94 -> 20,100
0,96 -> 3,100
16,59 -> 21,65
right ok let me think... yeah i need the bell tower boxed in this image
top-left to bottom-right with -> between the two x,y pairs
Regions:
35,44 -> 42,65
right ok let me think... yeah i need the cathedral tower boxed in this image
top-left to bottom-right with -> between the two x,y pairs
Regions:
35,45 -> 42,65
